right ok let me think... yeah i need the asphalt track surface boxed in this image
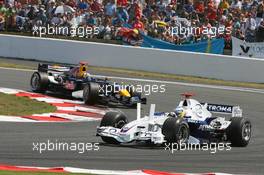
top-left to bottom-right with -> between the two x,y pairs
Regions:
0,67 -> 264,174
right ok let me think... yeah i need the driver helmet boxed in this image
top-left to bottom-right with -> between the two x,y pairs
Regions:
77,61 -> 88,78
174,106 -> 186,118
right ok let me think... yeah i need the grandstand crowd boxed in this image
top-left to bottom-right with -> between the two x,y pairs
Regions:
0,0 -> 264,46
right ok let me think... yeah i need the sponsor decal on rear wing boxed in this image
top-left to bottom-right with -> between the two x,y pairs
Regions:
38,64 -> 71,73
201,103 -> 242,117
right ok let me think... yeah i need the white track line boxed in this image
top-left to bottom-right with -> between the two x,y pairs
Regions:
0,116 -> 38,122
0,66 -> 264,94
50,113 -> 100,121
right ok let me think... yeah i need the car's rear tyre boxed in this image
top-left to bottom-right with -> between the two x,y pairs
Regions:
30,72 -> 49,93
100,112 -> 128,144
83,82 -> 100,105
227,117 -> 251,147
162,117 -> 190,144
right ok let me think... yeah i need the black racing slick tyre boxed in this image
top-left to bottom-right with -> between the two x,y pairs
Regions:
30,72 -> 49,93
83,82 -> 100,105
227,117 -> 251,147
100,112 -> 128,144
162,117 -> 190,144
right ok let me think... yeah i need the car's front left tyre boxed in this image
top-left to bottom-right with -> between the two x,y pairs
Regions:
30,72 -> 49,93
100,111 -> 128,144
83,82 -> 100,105
162,117 -> 190,144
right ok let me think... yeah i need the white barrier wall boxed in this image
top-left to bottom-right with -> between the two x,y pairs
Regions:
0,34 -> 264,83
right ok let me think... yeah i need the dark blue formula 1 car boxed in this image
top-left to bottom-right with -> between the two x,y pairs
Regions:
30,63 -> 146,107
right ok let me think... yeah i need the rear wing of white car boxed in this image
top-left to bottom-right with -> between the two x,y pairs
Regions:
202,103 -> 243,117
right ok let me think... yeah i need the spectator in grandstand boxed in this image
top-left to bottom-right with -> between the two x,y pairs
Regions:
16,4 -> 28,30
214,0 -> 221,8
207,2 -> 217,25
157,0 -> 167,12
99,16 -> 113,40
66,0 -> 76,8
164,4 -> 176,21
242,0 -> 251,11
50,13 -> 63,26
0,1 -> 5,30
116,6 -> 129,23
4,4 -> 15,30
230,0 -> 242,10
117,0 -> 127,7
219,0 -> 230,10
195,0 -> 205,16
256,3 -> 264,26
47,0 -> 56,19
105,0 -> 116,17
0,1 -> 6,13
256,20 -> 264,42
78,0 -> 89,10
36,6 -> 47,26
90,0 -> 102,12
128,0 -> 142,22
0,11 -> 4,31
184,0 -> 194,14
133,16 -> 144,30
86,12 -> 97,27
245,12 -> 257,42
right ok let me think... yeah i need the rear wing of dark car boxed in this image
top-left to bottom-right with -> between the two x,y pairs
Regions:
38,64 -> 71,73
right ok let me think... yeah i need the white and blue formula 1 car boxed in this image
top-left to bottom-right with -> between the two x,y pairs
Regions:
96,93 -> 252,147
